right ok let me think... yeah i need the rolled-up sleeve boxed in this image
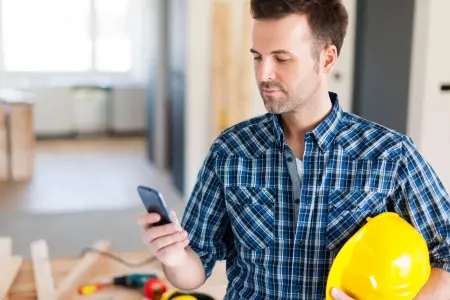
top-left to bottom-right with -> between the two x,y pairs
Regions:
394,136 -> 450,272
181,144 -> 231,278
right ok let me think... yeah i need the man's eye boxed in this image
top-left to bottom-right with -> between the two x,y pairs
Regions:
253,56 -> 262,61
276,57 -> 289,63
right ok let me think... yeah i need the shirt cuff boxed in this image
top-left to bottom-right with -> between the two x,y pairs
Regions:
189,244 -> 216,279
431,261 -> 450,274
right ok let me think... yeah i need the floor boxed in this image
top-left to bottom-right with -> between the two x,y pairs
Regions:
0,137 -> 186,258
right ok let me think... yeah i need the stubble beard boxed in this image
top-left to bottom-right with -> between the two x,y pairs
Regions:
262,92 -> 300,114
260,79 -> 321,114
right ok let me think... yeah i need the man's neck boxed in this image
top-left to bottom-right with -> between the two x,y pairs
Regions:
281,91 -> 333,140
280,90 -> 333,159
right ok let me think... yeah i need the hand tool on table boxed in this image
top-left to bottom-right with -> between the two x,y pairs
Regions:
78,273 -> 159,295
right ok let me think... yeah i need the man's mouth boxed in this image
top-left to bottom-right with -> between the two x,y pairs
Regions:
263,89 -> 281,95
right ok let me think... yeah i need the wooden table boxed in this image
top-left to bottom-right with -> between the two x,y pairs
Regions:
8,252 -> 228,300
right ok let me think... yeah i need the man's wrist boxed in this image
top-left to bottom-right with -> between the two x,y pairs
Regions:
162,247 -> 191,268
414,268 -> 450,300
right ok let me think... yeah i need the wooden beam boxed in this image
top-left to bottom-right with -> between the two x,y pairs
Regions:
225,1 -> 239,128
0,237 -> 12,257
211,1 -> 234,140
9,103 -> 35,181
0,256 -> 23,299
30,240 -> 56,300
56,240 -> 111,300
240,0 -> 253,123
0,107 -> 8,181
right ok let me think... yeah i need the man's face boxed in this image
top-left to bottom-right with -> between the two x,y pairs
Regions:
251,13 -> 325,114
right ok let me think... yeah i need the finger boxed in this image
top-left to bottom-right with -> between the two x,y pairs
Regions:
171,210 -> 182,231
137,213 -> 161,228
158,237 -> 190,256
142,235 -> 156,253
144,223 -> 179,243
180,237 -> 190,248
330,287 -> 354,300
153,230 -> 188,251
175,236 -> 190,250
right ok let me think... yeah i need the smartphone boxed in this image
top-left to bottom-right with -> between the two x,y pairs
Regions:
137,185 -> 173,226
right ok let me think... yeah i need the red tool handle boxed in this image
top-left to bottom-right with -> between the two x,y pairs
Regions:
143,278 -> 168,300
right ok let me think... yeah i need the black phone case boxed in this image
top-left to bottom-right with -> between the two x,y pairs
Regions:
137,186 -> 172,226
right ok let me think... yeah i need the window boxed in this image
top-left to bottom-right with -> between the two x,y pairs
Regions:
0,0 -> 136,73
95,0 -> 131,72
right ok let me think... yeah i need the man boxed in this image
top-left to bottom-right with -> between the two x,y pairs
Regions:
138,0 -> 450,298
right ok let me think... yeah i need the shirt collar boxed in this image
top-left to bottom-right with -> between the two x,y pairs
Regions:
271,92 -> 343,152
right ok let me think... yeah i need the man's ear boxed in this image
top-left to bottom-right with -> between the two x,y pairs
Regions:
322,44 -> 338,74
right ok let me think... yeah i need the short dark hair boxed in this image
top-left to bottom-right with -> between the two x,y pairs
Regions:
250,0 -> 348,57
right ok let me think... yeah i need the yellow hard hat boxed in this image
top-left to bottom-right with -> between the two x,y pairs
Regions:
326,212 -> 431,300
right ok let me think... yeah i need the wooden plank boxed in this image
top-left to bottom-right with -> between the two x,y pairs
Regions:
239,0 -> 253,123
9,104 -> 35,181
211,1 -> 233,140
0,237 -> 12,257
225,1 -> 239,128
30,240 -> 56,300
55,240 -> 111,300
0,256 -> 23,299
0,107 -> 8,181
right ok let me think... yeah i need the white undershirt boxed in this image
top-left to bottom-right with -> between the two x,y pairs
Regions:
296,158 -> 304,184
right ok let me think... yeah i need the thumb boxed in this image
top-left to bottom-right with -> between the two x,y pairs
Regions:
331,287 -> 354,300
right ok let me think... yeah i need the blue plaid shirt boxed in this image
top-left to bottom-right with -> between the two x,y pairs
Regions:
181,92 -> 450,299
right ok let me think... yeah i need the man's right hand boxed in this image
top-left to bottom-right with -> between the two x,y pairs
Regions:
137,211 -> 190,267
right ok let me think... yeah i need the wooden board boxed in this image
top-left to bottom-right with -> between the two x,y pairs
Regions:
0,256 -> 23,299
211,0 -> 253,140
0,107 -> 8,181
211,1 -> 234,140
0,237 -> 12,257
224,1 -> 239,128
8,252 -> 227,300
239,0 -> 253,123
9,103 -> 35,181
56,240 -> 111,300
31,240 -> 57,300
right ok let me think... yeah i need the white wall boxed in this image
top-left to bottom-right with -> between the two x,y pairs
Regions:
328,0 -> 356,113
184,0 -> 213,199
408,0 -> 450,190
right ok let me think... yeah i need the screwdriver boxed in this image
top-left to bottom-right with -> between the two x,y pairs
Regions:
78,273 -> 158,295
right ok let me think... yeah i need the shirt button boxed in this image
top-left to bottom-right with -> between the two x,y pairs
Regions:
287,156 -> 294,163
295,198 -> 300,204
296,285 -> 302,292
299,240 -> 304,245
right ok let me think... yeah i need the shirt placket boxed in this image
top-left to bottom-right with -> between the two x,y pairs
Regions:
284,139 -> 311,296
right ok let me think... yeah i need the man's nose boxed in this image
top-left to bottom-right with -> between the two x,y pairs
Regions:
257,60 -> 276,82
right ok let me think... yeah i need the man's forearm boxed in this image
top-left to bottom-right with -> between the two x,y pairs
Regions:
415,268 -> 450,300
162,247 -> 207,290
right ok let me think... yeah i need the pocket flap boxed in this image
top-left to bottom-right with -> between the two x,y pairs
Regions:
226,186 -> 276,206
326,189 -> 387,253
225,186 -> 276,251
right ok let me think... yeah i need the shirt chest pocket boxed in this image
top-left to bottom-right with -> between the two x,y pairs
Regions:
225,186 -> 275,251
326,189 -> 388,254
